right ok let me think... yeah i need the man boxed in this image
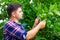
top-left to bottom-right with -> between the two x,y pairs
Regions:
3,3 -> 46,40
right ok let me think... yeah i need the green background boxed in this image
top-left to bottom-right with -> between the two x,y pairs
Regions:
0,0 -> 60,40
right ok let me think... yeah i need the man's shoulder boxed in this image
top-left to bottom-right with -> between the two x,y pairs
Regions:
5,20 -> 16,27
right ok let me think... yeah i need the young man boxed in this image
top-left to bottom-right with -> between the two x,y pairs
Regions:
3,3 -> 46,40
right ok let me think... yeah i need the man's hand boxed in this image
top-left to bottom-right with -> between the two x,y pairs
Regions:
32,17 -> 41,28
34,17 -> 41,25
37,20 -> 46,29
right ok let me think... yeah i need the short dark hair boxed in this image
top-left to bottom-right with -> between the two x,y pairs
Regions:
6,3 -> 22,17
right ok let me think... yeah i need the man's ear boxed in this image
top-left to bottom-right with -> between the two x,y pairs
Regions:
11,12 -> 15,17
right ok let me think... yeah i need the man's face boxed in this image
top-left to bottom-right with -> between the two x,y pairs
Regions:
14,7 -> 23,20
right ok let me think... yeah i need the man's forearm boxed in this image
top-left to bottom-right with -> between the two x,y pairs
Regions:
26,24 -> 41,40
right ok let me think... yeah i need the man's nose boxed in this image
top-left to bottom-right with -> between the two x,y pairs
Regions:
22,12 -> 23,15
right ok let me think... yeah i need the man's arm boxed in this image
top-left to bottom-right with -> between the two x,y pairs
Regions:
26,20 -> 46,40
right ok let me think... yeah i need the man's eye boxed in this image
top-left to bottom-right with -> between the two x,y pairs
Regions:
19,11 -> 22,12
19,11 -> 22,13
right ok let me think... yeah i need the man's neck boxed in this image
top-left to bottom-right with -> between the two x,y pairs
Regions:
10,17 -> 19,23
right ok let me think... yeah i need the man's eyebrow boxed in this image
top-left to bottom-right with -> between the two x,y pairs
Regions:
19,11 -> 22,12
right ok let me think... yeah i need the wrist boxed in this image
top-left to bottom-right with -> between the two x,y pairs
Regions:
37,24 -> 41,29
